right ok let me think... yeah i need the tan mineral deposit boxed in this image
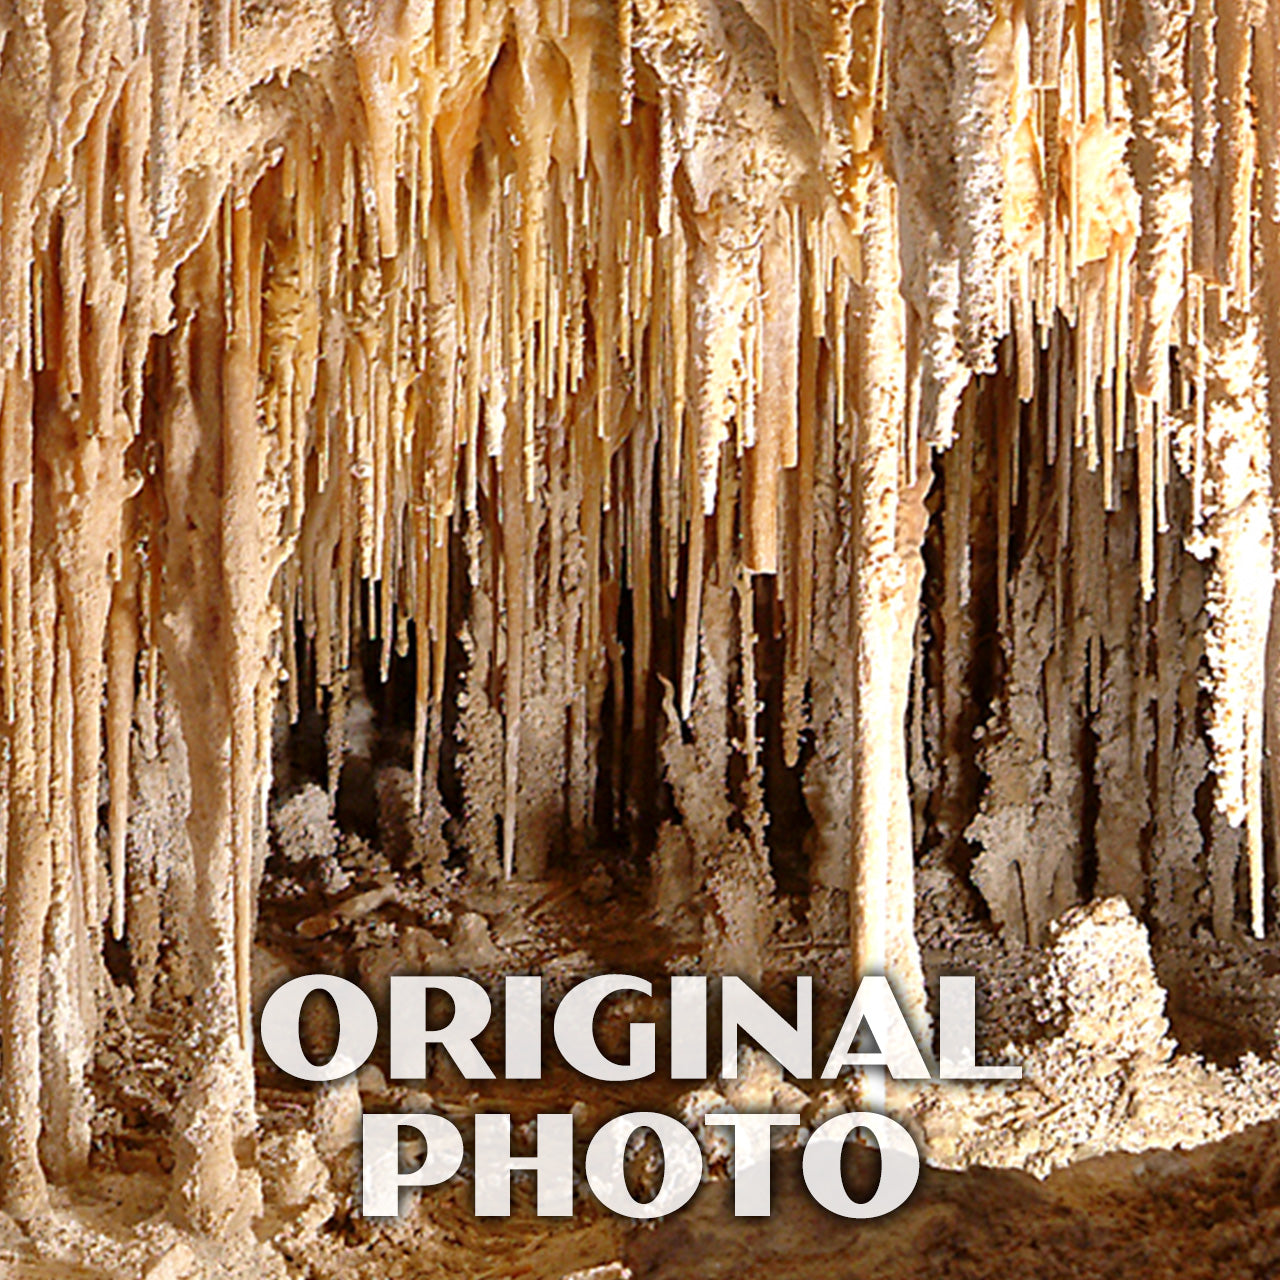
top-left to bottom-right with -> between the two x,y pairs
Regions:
1,0 -> 1280,1274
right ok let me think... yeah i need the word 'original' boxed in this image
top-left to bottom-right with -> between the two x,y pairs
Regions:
260,973 -> 1020,1218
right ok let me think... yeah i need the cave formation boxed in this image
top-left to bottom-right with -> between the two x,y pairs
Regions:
2,0 -> 1280,1270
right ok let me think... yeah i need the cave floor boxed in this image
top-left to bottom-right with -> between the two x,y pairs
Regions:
7,1122 -> 1280,1279
6,843 -> 1280,1280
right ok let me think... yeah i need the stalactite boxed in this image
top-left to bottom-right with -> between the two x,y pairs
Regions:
107,540 -> 139,942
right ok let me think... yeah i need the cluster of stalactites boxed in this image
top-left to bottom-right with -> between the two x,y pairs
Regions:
0,0 -> 1278,1225
0,0 -> 896,1222
887,0 -> 1280,941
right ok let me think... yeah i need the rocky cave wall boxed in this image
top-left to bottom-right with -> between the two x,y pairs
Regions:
0,0 -> 1278,1238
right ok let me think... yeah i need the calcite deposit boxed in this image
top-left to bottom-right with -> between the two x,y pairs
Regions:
3,0 -> 1280,1272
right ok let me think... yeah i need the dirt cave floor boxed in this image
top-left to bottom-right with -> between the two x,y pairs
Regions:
7,827 -> 1280,1280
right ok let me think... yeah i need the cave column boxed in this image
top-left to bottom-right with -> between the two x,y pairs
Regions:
0,366 -> 55,1222
850,162 -> 928,1037
158,223 -> 263,1233
1257,0 -> 1280,939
